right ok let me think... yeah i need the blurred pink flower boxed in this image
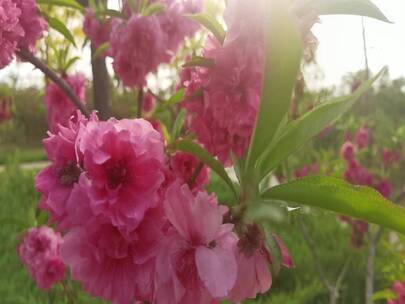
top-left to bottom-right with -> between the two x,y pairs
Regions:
388,281 -> 405,304
294,163 -> 320,178
0,0 -> 24,68
15,0 -> 47,51
0,97 -> 12,122
62,208 -> 165,303
154,182 -> 238,303
77,118 -> 165,235
83,9 -> 112,51
355,124 -> 370,149
169,152 -> 209,190
382,148 -> 401,167
110,15 -> 167,87
18,226 -> 65,290
143,92 -> 156,113
45,73 -> 86,133
341,141 -> 356,162
376,179 -> 392,199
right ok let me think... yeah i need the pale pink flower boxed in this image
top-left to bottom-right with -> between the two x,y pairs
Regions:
15,0 -> 47,51
44,73 -> 86,132
154,182 -> 238,303
77,118 -> 165,234
110,15 -> 167,87
36,112 -> 91,228
62,208 -> 165,304
169,152 -> 209,190
18,226 -> 65,290
0,0 -> 24,68
83,9 -> 112,50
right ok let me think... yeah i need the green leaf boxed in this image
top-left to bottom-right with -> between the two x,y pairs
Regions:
92,42 -> 110,61
183,56 -> 215,68
372,289 -> 397,301
311,0 -> 390,23
186,13 -> 225,44
246,0 -> 303,172
171,109 -> 186,140
167,89 -> 185,106
143,3 -> 165,16
170,140 -> 237,197
262,176 -> 405,235
64,56 -> 80,71
37,0 -> 83,10
257,68 -> 386,179
44,14 -> 76,47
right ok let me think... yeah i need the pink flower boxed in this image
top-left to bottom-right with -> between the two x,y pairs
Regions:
376,179 -> 392,199
18,226 -> 65,290
62,208 -> 165,303
382,148 -> 401,167
355,125 -> 370,149
154,182 -> 238,303
0,0 -> 24,68
110,15 -> 167,87
229,226 -> 293,302
77,118 -> 165,234
36,112 -> 91,228
83,9 -> 112,50
294,163 -> 319,178
388,281 -> 405,304
143,92 -> 156,113
45,73 -> 86,132
341,141 -> 356,162
0,97 -> 12,122
15,0 -> 47,51
169,152 -> 209,190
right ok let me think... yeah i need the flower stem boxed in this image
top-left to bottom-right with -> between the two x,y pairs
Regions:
137,89 -> 144,118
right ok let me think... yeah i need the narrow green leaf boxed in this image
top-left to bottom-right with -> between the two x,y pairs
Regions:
186,13 -> 225,44
257,68 -> 386,179
171,109 -> 186,140
170,140 -> 237,197
45,15 -> 76,47
37,0 -> 83,10
92,42 -> 110,61
143,3 -> 165,16
372,290 -> 397,301
64,56 -> 80,71
183,56 -> 215,68
262,176 -> 405,235
167,89 -> 185,106
311,0 -> 390,23
246,0 -> 303,171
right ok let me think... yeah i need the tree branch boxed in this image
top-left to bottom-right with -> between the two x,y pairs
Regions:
17,49 -> 90,117
365,226 -> 384,304
137,89 -> 144,118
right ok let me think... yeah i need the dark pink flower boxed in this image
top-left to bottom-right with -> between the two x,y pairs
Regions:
169,152 -> 209,190
382,148 -> 401,167
77,118 -> 165,234
0,97 -> 12,122
355,125 -> 370,149
388,281 -> 405,304
36,112 -> 92,229
45,73 -> 86,133
376,179 -> 392,199
18,226 -> 65,290
143,92 -> 156,113
110,15 -> 167,87
62,208 -> 165,303
154,182 -> 238,303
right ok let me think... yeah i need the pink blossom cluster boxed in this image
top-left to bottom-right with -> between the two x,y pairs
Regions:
0,0 -> 47,68
294,162 -> 320,178
382,148 -> 401,167
388,281 -> 405,304
339,126 -> 392,247
44,73 -> 86,132
35,111 -> 293,303
109,0 -> 202,87
18,226 -> 66,290
181,0 -> 317,165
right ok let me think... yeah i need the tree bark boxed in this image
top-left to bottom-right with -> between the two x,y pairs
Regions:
91,44 -> 112,120
365,227 -> 383,304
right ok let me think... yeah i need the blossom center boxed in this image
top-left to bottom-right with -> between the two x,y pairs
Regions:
106,159 -> 130,189
58,162 -> 81,186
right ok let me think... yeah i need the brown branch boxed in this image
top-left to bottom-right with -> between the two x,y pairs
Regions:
16,49 -> 90,117
365,227 -> 384,304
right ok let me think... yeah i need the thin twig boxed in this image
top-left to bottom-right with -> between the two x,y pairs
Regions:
365,226 -> 384,304
137,89 -> 144,118
16,49 -> 90,116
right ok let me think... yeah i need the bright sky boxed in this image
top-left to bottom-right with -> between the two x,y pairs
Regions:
1,0 -> 404,89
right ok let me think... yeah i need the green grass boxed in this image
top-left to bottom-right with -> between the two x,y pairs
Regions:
0,146 -> 46,165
